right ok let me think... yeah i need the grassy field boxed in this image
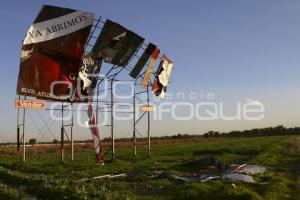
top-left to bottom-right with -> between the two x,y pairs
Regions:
0,135 -> 299,200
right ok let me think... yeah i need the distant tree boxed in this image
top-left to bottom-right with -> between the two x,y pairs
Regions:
53,139 -> 58,146
208,131 -> 214,137
214,132 -> 220,137
203,133 -> 209,138
29,138 -> 37,147
102,137 -> 111,142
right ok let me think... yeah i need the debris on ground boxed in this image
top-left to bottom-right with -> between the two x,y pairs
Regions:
108,173 -> 127,179
199,175 -> 220,182
151,170 -> 172,179
223,173 -> 256,183
231,183 -> 236,189
150,171 -> 220,183
230,164 -> 266,175
78,158 -> 266,184
78,173 -> 127,182
169,175 -> 191,182
150,157 -> 266,184
184,156 -> 227,171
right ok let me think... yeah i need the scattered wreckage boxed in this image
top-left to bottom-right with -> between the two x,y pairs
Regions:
78,157 -> 266,184
151,157 -> 266,183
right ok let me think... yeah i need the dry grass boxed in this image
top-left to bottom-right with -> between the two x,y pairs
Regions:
0,137 -> 240,156
290,136 -> 300,155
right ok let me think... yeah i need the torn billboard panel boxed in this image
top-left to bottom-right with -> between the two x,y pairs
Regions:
16,5 -> 94,101
92,19 -> 144,66
152,55 -> 173,98
130,43 -> 156,78
87,104 -> 104,164
78,53 -> 102,101
141,48 -> 160,87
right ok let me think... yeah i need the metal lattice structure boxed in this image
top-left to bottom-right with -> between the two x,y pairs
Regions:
16,16 -> 159,162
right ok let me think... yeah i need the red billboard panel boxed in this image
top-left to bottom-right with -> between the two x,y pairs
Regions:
16,5 -> 94,101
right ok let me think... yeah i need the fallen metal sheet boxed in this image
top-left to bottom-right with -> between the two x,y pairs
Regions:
199,175 -> 220,183
150,160 -> 266,184
235,165 -> 266,175
232,163 -> 247,172
169,175 -> 191,182
166,173 -> 220,183
222,173 -> 256,183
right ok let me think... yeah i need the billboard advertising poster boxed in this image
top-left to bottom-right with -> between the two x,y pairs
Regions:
152,55 -> 173,98
78,53 -> 102,102
141,48 -> 160,87
92,19 -> 144,66
130,43 -> 156,79
16,5 -> 95,102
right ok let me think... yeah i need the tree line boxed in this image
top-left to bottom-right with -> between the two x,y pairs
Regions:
202,125 -> 300,138
1,125 -> 299,146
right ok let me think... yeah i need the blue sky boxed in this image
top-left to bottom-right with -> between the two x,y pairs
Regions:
1,0 -> 300,142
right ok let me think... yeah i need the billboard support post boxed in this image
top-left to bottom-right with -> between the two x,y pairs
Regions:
60,102 -> 73,162
22,106 -> 26,163
22,95 -> 26,163
16,95 -> 21,162
133,86 -> 137,156
15,97 -> 75,163
147,85 -> 151,157
17,95 -> 26,163
17,126 -> 20,161
110,80 -> 115,160
61,103 -> 64,162
71,103 -> 74,161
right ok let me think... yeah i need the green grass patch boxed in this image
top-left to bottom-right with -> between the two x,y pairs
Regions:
0,136 -> 299,199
